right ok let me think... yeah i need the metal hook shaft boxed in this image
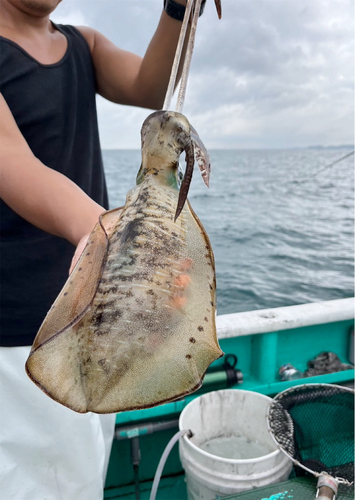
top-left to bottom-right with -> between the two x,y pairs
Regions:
162,0 -> 195,111
175,0 -> 203,113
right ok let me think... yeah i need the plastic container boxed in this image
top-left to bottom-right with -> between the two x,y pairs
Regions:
179,389 -> 293,499
278,363 -> 303,381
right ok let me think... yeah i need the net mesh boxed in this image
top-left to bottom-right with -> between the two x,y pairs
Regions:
267,384 -> 354,484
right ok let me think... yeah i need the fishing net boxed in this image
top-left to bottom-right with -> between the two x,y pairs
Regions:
267,384 -> 354,488
304,352 -> 353,377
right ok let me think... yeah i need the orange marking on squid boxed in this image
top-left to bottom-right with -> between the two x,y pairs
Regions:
180,258 -> 193,271
175,274 -> 191,288
171,296 -> 187,309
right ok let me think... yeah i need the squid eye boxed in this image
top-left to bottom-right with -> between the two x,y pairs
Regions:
178,170 -> 184,181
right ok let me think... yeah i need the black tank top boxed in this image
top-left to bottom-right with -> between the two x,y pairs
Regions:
0,24 -> 109,346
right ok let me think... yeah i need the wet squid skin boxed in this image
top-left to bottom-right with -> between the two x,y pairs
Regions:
78,182 -> 192,393
80,179 -> 193,367
26,111 -> 223,414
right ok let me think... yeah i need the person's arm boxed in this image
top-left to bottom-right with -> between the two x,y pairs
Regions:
77,2 -> 190,109
0,94 -> 104,247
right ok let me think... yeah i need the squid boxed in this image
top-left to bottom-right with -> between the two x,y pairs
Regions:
26,111 -> 223,413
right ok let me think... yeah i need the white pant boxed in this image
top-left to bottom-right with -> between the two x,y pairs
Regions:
0,346 -> 116,500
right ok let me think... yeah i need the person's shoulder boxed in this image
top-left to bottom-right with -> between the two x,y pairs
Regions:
75,26 -> 98,54
74,26 -> 115,57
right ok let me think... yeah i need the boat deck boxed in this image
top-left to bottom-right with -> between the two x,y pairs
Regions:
104,299 -> 354,500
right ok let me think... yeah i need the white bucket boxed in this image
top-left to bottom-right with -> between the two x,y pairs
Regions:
179,389 -> 293,499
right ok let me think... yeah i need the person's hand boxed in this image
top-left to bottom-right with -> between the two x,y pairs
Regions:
69,233 -> 90,275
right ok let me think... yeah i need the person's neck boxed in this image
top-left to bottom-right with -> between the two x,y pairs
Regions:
0,1 -> 66,65
0,1 -> 52,37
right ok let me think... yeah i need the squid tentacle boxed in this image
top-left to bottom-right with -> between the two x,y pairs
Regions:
174,136 -> 195,221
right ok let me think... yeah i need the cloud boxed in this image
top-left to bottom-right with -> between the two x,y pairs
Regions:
52,0 -> 354,148
95,96 -> 149,149
51,1 -> 90,26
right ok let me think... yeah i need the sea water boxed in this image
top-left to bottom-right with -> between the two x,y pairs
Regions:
199,434 -> 274,460
103,148 -> 354,315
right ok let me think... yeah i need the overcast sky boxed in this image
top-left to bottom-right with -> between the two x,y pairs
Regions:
52,0 -> 354,149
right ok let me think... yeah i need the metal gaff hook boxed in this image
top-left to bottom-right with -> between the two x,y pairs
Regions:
163,0 -> 221,113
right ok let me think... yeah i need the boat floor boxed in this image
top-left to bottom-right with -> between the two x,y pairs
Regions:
104,474 -> 354,500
